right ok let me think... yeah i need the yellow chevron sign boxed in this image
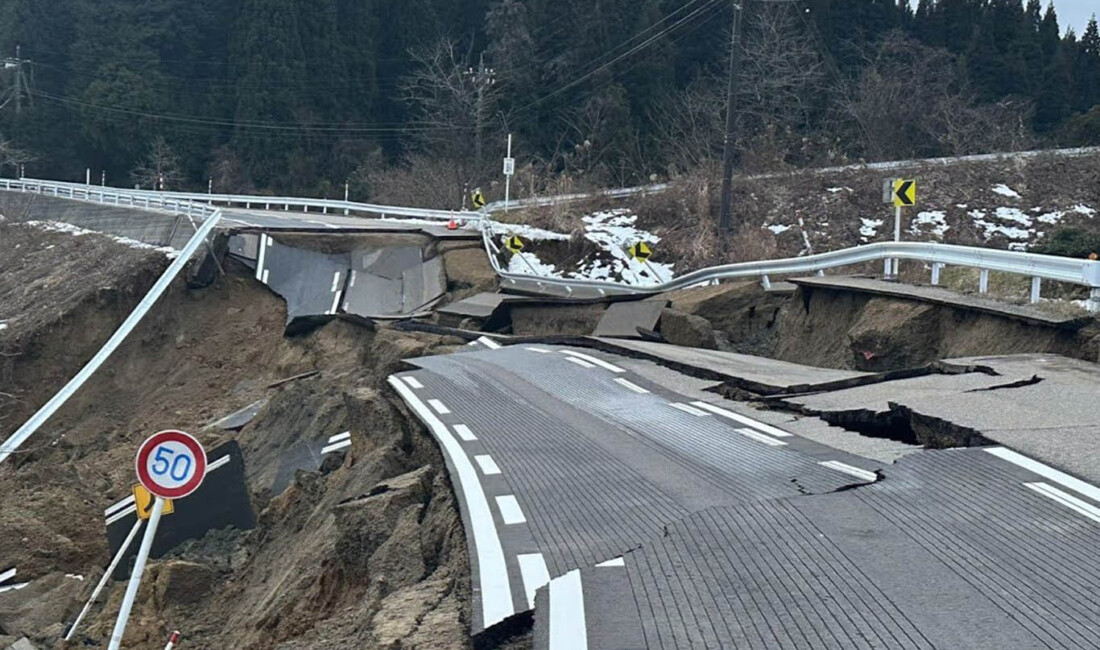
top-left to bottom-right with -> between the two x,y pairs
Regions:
893,179 -> 916,207
629,242 -> 653,261
504,235 -> 525,253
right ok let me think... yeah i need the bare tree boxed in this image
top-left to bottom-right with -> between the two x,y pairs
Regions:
131,136 -> 183,190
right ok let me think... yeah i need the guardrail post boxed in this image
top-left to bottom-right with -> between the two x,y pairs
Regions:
761,275 -> 772,291
931,263 -> 942,285
883,259 -> 892,278
1089,289 -> 1100,314
1030,277 -> 1042,304
979,269 -> 990,294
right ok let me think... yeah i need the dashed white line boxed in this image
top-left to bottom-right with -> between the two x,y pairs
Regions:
986,447 -> 1100,505
669,403 -> 708,417
475,455 -> 502,476
261,269 -> 270,284
819,460 -> 877,482
526,346 -> 550,353
330,271 -> 342,293
328,431 -> 351,443
477,336 -> 502,350
105,504 -> 138,526
254,234 -> 268,281
613,377 -> 650,394
453,424 -> 477,442
1026,482 -> 1100,524
402,376 -> 424,389
560,350 -> 625,373
428,399 -> 451,415
321,439 -> 352,455
690,401 -> 793,437
386,376 -> 514,628
733,427 -> 787,447
565,357 -> 596,369
595,557 -> 625,568
517,553 -> 551,609
548,570 -> 588,650
495,495 -> 527,524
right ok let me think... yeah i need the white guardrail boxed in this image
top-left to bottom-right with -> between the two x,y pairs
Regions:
5,177 -> 1100,312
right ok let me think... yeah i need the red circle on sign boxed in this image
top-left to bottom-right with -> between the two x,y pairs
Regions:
135,430 -> 207,499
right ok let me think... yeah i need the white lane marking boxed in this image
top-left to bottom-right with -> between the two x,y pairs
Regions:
613,377 -> 650,394
453,424 -> 477,442
495,495 -> 527,524
549,570 -> 588,650
330,271 -> 341,293
986,447 -> 1100,505
670,403 -> 708,417
254,234 -> 268,280
387,376 -> 514,627
690,401 -> 793,437
819,460 -> 877,482
0,582 -> 28,594
321,439 -> 352,455
477,336 -> 502,350
428,399 -> 451,415
349,270 -> 357,287
565,357 -> 596,369
517,553 -> 551,609
104,454 -> 230,520
261,269 -> 270,284
402,376 -> 424,389
105,504 -> 138,526
526,346 -> 550,353
1026,482 -> 1100,524
475,455 -> 502,476
595,557 -> 625,568
560,350 -> 624,373
328,291 -> 341,315
733,427 -> 787,447
0,567 -> 15,584
328,431 -> 351,443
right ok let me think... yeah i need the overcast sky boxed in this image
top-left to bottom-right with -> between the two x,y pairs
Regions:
1052,0 -> 1097,35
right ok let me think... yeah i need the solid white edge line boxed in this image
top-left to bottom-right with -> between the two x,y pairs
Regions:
517,553 -> 551,610
328,291 -> 341,315
1026,482 -> 1100,524
387,376 -> 514,627
986,447 -> 1100,505
105,504 -> 138,526
477,336 -> 502,350
402,376 -> 424,389
565,357 -> 596,369
495,495 -> 527,524
206,455 -> 230,472
670,403 -> 708,417
453,424 -> 477,441
595,557 -> 625,568
254,233 -> 267,280
691,401 -> 793,437
475,455 -> 502,475
560,350 -> 624,373
525,347 -> 550,353
0,582 -> 28,594
321,439 -> 352,455
261,268 -> 269,284
734,427 -> 787,447
0,568 -> 14,584
613,377 -> 650,394
104,496 -> 135,517
330,271 -> 341,293
328,431 -> 351,443
549,569 -> 588,650
819,460 -> 877,482
428,399 -> 451,415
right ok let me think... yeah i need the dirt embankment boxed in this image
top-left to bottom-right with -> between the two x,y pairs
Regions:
0,227 -> 519,649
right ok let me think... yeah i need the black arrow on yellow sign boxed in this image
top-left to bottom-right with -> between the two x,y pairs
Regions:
629,242 -> 653,261
132,484 -> 174,519
893,179 -> 916,207
471,189 -> 486,209
504,235 -> 525,253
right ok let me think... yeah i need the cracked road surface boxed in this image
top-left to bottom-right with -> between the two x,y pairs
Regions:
388,345 -> 1100,649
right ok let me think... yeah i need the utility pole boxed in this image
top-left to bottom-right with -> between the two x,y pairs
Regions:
3,45 -> 33,115
717,1 -> 745,238
465,54 -> 496,177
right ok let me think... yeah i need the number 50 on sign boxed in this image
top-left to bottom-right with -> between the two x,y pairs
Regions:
135,430 -> 208,500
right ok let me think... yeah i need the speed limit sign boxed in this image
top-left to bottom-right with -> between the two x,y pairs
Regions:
135,430 -> 207,499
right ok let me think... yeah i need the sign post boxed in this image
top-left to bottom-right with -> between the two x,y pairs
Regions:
883,179 -> 916,278
503,134 -> 515,213
108,431 -> 206,650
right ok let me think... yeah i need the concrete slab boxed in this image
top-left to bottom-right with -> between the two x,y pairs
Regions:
591,338 -> 869,394
592,300 -> 667,338
791,275 -> 1092,328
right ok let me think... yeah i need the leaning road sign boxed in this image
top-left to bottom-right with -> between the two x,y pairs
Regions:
504,235 -> 525,253
472,188 -> 486,209
132,484 -> 173,520
629,242 -> 653,261
893,179 -> 916,207
135,430 -> 208,500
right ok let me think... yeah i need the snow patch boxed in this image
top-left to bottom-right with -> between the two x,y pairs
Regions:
488,221 -> 570,242
992,184 -> 1021,199
1036,211 -> 1065,225
993,207 -> 1032,227
909,211 -> 949,238
507,252 -> 557,276
1072,204 -> 1096,217
766,224 -> 792,234
859,218 -> 883,240
825,187 -> 850,194
24,221 -> 178,258
0,322 -> 7,331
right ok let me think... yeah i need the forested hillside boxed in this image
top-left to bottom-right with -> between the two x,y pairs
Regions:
0,0 -> 1097,204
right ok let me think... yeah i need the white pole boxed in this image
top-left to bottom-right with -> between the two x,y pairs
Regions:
65,520 -> 145,641
108,498 -> 166,650
344,181 -> 349,215
892,204 -> 902,277
208,178 -> 213,195
504,133 -> 512,213
86,168 -> 91,186
164,630 -> 181,649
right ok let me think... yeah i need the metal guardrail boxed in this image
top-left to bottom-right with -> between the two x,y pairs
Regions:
1,178 -> 221,221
